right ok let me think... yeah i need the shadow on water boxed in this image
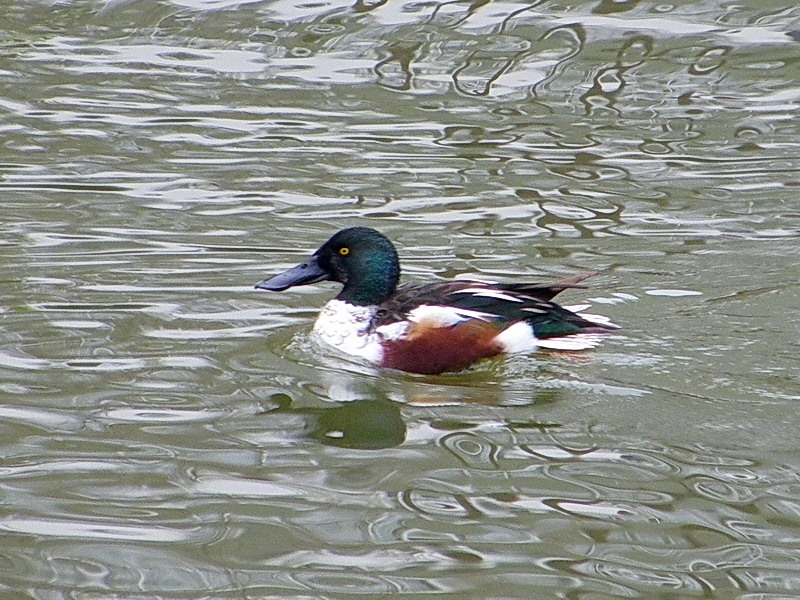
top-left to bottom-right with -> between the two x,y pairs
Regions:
270,395 -> 408,450
255,376 -> 573,450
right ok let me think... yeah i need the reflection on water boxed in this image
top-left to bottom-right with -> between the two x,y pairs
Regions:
1,0 -> 799,597
3,386 -> 799,596
282,398 -> 407,449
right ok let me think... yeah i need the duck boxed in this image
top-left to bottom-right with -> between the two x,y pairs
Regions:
255,227 -> 618,375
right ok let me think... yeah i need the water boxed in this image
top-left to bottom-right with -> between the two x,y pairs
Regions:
1,0 -> 799,598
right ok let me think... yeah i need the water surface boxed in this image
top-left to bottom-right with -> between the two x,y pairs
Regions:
1,0 -> 799,598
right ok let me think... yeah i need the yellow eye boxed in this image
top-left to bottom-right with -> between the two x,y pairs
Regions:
339,247 -> 350,256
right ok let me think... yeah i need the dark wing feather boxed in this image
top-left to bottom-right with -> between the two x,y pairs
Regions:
497,270 -> 599,302
371,281 -> 477,328
372,272 -> 615,339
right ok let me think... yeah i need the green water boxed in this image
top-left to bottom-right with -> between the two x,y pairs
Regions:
1,0 -> 799,598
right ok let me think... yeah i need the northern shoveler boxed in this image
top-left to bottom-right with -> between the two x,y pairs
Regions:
255,227 -> 618,375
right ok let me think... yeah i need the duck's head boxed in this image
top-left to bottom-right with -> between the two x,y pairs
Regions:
255,227 -> 400,306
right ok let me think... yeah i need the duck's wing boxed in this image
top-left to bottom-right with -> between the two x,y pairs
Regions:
371,281 -> 491,329
373,273 -> 617,338
497,270 -> 599,302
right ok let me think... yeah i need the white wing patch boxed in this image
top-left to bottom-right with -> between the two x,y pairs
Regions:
536,333 -> 608,350
562,304 -> 590,312
406,304 -> 495,327
494,324 -> 610,353
456,288 -> 524,303
562,304 -> 619,329
375,320 -> 408,341
494,322 -> 537,353
579,312 -> 619,329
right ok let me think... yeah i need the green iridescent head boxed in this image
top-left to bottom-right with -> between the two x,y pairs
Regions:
255,227 -> 401,306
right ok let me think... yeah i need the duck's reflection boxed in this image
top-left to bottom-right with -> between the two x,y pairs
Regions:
257,363 -> 567,451
284,399 -> 407,450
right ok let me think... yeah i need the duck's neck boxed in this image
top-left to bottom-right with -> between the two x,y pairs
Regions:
337,253 -> 400,306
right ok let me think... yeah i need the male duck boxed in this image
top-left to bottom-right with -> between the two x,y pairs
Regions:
256,227 -> 618,375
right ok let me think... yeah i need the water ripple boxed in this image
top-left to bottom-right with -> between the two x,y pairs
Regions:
0,515 -> 206,543
2,0 -> 799,597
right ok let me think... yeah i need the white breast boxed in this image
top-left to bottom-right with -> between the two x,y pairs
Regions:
312,300 -> 386,363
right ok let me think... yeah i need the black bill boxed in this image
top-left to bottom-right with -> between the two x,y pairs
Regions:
255,255 -> 330,291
